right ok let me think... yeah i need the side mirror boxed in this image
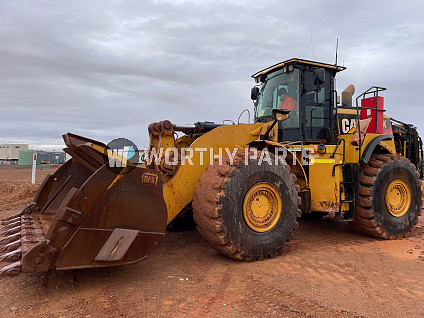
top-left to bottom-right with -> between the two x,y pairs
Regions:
251,86 -> 259,100
313,68 -> 325,86
263,109 -> 290,140
272,108 -> 290,121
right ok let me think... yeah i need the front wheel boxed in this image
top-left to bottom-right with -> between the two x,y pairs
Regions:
192,150 -> 301,261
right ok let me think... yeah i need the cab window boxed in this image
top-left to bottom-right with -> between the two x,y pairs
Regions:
255,69 -> 300,128
304,70 -> 330,140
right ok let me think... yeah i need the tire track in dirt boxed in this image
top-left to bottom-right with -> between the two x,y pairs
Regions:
249,218 -> 424,317
177,264 -> 234,317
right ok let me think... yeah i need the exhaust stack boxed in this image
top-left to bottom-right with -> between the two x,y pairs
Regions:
342,84 -> 355,106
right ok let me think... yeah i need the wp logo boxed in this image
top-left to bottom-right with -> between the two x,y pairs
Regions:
107,146 -> 136,168
105,138 -> 139,174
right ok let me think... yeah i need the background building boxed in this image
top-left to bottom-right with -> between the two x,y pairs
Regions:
0,144 -> 29,164
18,150 -> 66,165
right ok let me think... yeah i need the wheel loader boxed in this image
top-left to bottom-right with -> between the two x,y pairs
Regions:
1,58 -> 423,276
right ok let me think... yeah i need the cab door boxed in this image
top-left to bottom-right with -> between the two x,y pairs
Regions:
303,70 -> 332,143
277,73 -> 302,142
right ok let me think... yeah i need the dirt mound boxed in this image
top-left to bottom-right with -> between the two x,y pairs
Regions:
0,181 -> 38,211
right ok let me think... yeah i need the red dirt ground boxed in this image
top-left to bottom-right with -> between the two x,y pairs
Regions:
0,165 -> 423,318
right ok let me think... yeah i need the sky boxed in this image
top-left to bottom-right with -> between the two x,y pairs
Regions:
1,0 -> 423,150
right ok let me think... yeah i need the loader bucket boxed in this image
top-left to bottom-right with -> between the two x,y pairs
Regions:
0,133 -> 167,276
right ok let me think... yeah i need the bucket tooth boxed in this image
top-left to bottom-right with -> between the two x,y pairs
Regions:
1,217 -> 21,226
0,233 -> 21,246
1,213 -> 22,223
21,222 -> 34,228
0,249 -> 21,262
0,226 -> 21,237
21,229 -> 43,236
21,203 -> 35,213
0,261 -> 21,276
22,235 -> 45,244
0,240 -> 21,253
0,221 -> 21,231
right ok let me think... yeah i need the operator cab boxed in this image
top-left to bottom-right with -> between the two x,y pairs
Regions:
251,58 -> 346,143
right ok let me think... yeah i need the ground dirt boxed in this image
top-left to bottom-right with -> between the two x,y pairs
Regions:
0,165 -> 424,318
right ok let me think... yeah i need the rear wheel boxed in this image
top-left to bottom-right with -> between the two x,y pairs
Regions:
192,150 -> 301,261
353,154 -> 422,239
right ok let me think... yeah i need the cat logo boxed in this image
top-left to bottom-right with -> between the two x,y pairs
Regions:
142,172 -> 158,185
383,118 -> 393,134
340,118 -> 356,134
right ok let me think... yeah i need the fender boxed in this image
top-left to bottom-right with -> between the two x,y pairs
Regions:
361,134 -> 394,163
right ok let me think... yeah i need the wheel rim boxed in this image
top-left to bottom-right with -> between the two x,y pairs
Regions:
385,179 -> 411,217
243,182 -> 282,232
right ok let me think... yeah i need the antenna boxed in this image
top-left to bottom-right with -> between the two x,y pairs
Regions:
310,31 -> 316,60
335,38 -> 339,65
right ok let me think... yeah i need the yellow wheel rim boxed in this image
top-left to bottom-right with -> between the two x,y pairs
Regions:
385,179 -> 411,217
243,182 -> 282,232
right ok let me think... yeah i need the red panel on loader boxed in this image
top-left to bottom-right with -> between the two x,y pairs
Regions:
360,96 -> 384,134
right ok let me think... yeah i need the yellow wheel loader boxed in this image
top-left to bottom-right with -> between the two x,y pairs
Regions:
1,58 -> 423,275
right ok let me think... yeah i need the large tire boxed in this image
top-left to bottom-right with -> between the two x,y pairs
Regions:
353,154 -> 422,239
192,149 -> 301,261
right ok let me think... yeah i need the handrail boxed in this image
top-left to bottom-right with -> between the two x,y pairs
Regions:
330,138 -> 345,161
353,86 -> 387,162
331,138 -> 346,176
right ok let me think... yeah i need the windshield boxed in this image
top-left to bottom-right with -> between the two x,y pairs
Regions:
255,69 -> 300,127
